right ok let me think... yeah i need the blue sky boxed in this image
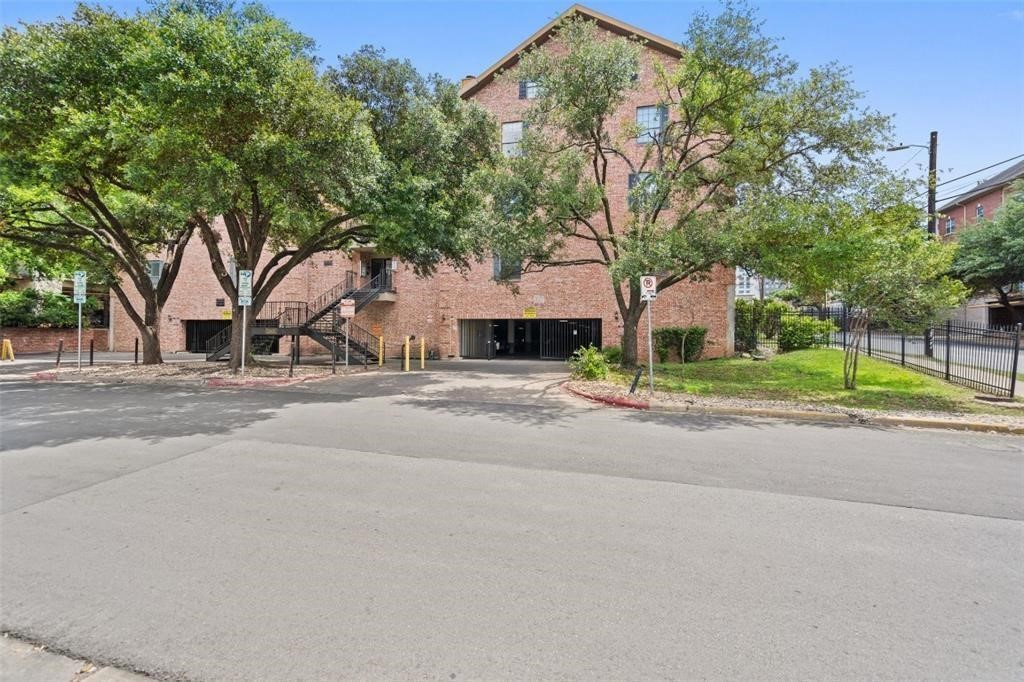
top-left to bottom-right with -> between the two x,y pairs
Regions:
4,0 -> 1023,204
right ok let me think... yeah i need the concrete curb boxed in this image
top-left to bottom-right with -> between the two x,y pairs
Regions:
563,383 -> 1024,435
29,370 -> 335,389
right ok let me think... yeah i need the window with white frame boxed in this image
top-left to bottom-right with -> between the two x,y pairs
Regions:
147,259 -> 164,286
976,204 -> 985,219
518,80 -> 540,99
636,105 -> 667,144
628,172 -> 659,210
492,253 -> 522,281
736,268 -> 756,297
501,121 -> 524,157
945,217 -> 955,235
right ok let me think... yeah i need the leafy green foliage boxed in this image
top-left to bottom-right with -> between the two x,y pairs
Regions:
568,344 -> 609,380
601,345 -> 623,365
734,299 -> 790,351
0,288 -> 99,328
652,326 -> 708,362
483,4 -> 891,365
778,316 -> 835,352
951,181 -> 1024,324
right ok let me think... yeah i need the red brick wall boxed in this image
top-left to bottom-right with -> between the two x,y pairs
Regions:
1,327 -> 109,354
940,185 -> 1013,240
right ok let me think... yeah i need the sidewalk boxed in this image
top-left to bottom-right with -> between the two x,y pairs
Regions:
0,635 -> 150,681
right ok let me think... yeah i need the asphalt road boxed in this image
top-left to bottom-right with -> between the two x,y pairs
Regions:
1,362 -> 1023,680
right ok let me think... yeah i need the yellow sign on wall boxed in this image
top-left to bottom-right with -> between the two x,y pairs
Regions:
523,307 -> 537,319
220,310 -> 232,320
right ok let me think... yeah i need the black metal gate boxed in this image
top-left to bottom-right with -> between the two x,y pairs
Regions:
539,319 -> 601,360
185,320 -> 230,352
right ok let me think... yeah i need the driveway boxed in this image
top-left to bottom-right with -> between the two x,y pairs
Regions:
1,363 -> 1022,680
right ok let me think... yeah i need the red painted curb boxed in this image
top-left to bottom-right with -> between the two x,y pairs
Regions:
204,374 -> 327,388
563,382 -> 649,410
32,371 -> 57,381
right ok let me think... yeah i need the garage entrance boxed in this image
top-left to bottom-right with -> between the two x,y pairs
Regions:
459,319 -> 601,360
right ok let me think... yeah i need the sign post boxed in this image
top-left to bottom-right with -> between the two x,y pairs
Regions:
339,298 -> 356,372
73,271 -> 87,371
237,270 -> 253,376
640,275 -> 657,395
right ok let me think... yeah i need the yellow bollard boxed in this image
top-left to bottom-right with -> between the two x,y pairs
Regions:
378,334 -> 383,367
1,338 -> 14,361
403,336 -> 410,372
420,337 -> 425,370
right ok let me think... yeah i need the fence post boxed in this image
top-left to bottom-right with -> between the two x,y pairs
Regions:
944,320 -> 951,381
900,334 -> 905,366
1010,323 -> 1021,398
89,338 -> 94,366
56,339 -> 64,369
842,305 -> 847,349
866,323 -> 872,357
134,337 -> 139,364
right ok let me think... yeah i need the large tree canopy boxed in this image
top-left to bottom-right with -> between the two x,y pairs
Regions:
951,181 -> 1024,324
486,5 -> 891,365
0,6 -> 197,363
146,2 -> 496,367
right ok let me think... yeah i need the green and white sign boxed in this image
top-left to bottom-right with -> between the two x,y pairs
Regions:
73,271 -> 87,304
238,269 -> 253,307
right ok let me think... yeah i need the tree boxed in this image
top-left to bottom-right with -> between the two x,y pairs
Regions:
951,181 -> 1024,324
751,182 -> 966,389
146,3 -> 495,369
0,6 -> 196,363
486,5 -> 890,366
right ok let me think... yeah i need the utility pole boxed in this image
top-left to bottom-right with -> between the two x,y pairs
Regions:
926,130 -> 937,235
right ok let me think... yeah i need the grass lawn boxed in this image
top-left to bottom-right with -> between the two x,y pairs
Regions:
611,348 -> 1022,415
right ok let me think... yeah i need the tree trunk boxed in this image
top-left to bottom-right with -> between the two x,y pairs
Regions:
228,302 -> 247,372
843,313 -> 868,389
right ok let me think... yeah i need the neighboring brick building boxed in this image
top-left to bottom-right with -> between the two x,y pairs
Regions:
938,158 -> 1024,325
108,5 -> 735,361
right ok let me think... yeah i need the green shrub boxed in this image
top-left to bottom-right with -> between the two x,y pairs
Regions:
0,288 -> 99,328
0,288 -> 39,327
568,344 -> 609,380
601,345 -> 623,365
778,315 -> 835,352
652,326 -> 708,363
735,298 -> 791,351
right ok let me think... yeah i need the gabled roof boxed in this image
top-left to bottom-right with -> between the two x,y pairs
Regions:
938,158 -> 1024,212
459,4 -> 683,100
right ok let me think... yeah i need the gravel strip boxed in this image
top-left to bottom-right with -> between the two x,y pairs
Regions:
567,379 -> 1024,430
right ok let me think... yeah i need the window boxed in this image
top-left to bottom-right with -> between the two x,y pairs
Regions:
945,217 -> 955,235
636,105 -> 667,144
628,172 -> 658,210
501,121 -> 524,157
147,259 -> 164,286
736,268 -> 756,297
323,259 -> 333,267
518,80 -> 540,99
215,298 -> 225,307
976,204 -> 985,219
493,254 -> 522,281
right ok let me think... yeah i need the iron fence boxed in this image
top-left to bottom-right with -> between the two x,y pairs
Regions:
736,306 -> 1022,397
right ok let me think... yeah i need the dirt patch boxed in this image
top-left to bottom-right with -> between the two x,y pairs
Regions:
33,361 -> 377,387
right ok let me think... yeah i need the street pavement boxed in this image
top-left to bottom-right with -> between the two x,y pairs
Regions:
1,361 -> 1022,680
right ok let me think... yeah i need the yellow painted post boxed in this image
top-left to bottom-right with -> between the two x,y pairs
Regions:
1,338 -> 14,361
378,335 -> 383,367
420,337 -> 425,369
403,336 -> 410,372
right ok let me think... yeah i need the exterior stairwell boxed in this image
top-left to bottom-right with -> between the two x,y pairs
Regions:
204,271 -> 389,362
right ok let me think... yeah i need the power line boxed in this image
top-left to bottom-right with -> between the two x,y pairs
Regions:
913,153 -> 1024,199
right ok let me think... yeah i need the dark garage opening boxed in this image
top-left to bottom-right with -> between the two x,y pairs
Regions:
459,318 -> 601,360
184,320 -> 280,354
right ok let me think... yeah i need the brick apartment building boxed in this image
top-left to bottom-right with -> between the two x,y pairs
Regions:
107,5 -> 734,361
938,158 -> 1024,325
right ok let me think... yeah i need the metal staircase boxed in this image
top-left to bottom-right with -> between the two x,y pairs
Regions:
205,271 -> 389,362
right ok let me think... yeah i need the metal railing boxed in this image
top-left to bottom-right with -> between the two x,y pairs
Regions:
736,306 -> 1022,397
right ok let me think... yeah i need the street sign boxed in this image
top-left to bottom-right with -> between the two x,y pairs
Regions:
339,298 -> 356,318
640,274 -> 657,301
73,271 -> 87,304
238,295 -> 252,307
237,269 -> 253,302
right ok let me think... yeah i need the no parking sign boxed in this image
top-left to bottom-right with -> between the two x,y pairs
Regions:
640,275 -> 657,301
